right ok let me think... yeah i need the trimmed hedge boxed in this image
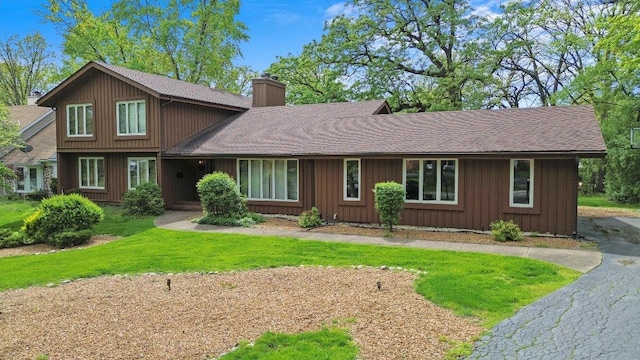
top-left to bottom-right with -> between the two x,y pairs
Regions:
373,181 -> 406,232
122,182 -> 165,216
22,194 -> 104,248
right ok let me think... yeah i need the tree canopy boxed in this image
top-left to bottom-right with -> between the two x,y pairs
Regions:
0,32 -> 55,105
43,0 -> 250,93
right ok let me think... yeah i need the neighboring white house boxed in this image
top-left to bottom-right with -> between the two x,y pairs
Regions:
1,104 -> 57,195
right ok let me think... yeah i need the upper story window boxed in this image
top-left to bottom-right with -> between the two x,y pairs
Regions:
510,159 -> 534,208
67,104 -> 93,137
79,157 -> 105,189
117,100 -> 146,136
403,159 -> 458,204
344,159 -> 360,201
238,159 -> 298,201
128,157 -> 157,190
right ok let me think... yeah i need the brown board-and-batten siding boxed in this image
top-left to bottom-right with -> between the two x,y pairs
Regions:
160,103 -> 238,150
311,157 -> 579,235
57,152 -> 158,203
55,70 -> 161,152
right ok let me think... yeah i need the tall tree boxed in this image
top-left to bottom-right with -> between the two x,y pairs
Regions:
43,0 -> 250,92
486,0 -> 607,108
0,32 -> 55,105
268,0 -> 494,112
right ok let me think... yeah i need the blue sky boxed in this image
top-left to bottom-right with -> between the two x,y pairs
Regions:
0,0 -> 500,72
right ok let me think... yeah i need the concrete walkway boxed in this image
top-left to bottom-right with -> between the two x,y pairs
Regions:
155,211 -> 601,273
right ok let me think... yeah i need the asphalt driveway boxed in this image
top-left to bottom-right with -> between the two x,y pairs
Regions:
468,217 -> 640,359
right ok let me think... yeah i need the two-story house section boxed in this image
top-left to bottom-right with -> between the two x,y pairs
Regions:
37,61 -> 254,204
38,61 -> 607,236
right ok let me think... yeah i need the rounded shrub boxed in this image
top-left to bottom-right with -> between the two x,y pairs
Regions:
490,220 -> 524,242
299,207 -> 322,228
373,181 -> 406,232
122,182 -> 165,216
197,172 -> 247,219
22,194 -> 105,247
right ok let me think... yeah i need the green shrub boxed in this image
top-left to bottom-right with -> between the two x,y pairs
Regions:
490,220 -> 524,242
373,181 -> 406,232
197,172 -> 247,219
49,229 -> 93,248
25,190 -> 49,201
0,229 -> 26,249
299,207 -> 323,228
22,194 -> 104,247
196,214 -> 241,227
122,182 -> 165,216
49,178 -> 58,194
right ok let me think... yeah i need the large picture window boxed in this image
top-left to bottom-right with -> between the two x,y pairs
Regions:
128,157 -> 157,189
238,159 -> 298,201
117,100 -> 146,135
403,159 -> 458,204
79,157 -> 105,189
67,104 -> 93,136
344,159 -> 360,201
510,159 -> 534,207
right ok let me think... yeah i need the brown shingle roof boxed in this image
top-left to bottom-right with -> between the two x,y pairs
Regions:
38,61 -> 251,110
166,105 -> 606,157
7,105 -> 51,129
3,112 -> 57,165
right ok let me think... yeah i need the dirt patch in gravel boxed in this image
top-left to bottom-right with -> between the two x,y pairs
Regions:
0,267 -> 483,360
0,235 -> 121,259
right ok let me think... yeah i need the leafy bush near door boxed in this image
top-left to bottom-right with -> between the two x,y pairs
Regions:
196,172 -> 255,226
22,194 -> 105,248
122,182 -> 165,216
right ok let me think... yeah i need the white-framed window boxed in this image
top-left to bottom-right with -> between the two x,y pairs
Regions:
510,159 -> 534,208
344,158 -> 361,201
14,166 -> 41,193
238,159 -> 298,201
79,157 -> 105,189
403,159 -> 458,204
128,157 -> 157,189
67,104 -> 93,136
117,100 -> 146,135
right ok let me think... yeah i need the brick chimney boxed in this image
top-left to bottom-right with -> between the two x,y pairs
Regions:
252,73 -> 285,107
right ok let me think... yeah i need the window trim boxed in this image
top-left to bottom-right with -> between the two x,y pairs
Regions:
78,157 -> 105,190
116,100 -> 147,136
237,158 -> 299,202
127,157 -> 157,190
343,158 -> 361,201
402,158 -> 459,205
66,103 -> 93,137
509,159 -> 534,208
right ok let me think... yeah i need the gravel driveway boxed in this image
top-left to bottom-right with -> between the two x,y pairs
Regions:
0,267 -> 482,360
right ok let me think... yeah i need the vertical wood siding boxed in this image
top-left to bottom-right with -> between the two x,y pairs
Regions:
56,71 -> 161,151
161,103 -> 237,149
59,152 -> 157,203
311,157 -> 578,235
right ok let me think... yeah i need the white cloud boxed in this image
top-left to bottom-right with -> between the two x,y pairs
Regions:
324,2 -> 360,22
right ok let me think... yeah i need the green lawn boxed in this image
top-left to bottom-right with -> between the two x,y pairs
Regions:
0,199 -> 581,358
0,200 -> 39,231
578,194 -> 640,209
0,226 -> 578,327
